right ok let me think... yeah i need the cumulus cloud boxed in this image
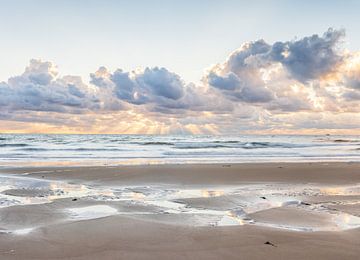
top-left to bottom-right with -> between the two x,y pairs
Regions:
91,66 -> 231,113
0,59 -> 102,113
269,28 -> 345,82
205,40 -> 274,104
207,72 -> 241,91
0,28 -> 359,134
205,28 -> 348,114
111,67 -> 185,105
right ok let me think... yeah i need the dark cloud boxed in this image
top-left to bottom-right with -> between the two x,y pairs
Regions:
207,72 -> 241,91
266,96 -> 311,112
343,90 -> 360,100
344,74 -> 360,90
233,86 -> 273,103
226,40 -> 271,73
111,69 -> 139,102
111,67 -> 185,105
138,67 -> 185,100
270,28 -> 345,82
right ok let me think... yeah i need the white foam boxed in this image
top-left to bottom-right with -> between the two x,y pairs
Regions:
0,228 -> 35,235
13,228 -> 35,235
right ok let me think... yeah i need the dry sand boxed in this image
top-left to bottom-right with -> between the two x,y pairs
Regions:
0,162 -> 359,259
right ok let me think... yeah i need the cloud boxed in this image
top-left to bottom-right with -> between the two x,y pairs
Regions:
343,58 -> 360,90
205,40 -> 274,104
266,96 -> 312,112
206,71 -> 274,103
207,72 -> 241,91
343,90 -> 360,100
111,67 -> 185,105
91,66 -> 231,113
1,59 -> 102,113
269,28 -> 345,82
0,29 -> 359,134
205,28 -> 347,114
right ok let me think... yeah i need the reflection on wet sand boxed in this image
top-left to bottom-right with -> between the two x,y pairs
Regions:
67,205 -> 118,220
201,190 -> 225,198
1,173 -> 360,235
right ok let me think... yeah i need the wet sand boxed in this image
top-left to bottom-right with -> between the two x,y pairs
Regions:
0,162 -> 360,259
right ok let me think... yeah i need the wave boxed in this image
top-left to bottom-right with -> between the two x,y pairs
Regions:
172,141 -> 327,150
242,142 -> 271,149
69,148 -> 123,151
241,141 -> 305,149
174,142 -> 288,150
25,138 -> 37,141
16,147 -> 125,152
0,143 -> 28,147
316,138 -> 360,143
333,139 -> 360,143
214,140 -> 240,144
175,144 -> 231,149
19,148 -> 48,151
143,142 -> 175,146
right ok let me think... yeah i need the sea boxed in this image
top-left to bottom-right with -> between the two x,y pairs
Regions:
0,134 -> 359,166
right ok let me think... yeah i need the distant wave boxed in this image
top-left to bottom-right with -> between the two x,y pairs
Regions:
25,137 -> 37,141
0,143 -> 28,147
242,142 -> 271,149
16,147 -> 125,152
333,139 -> 360,143
175,144 -> 232,149
316,138 -> 360,143
143,142 -> 175,146
214,140 -> 240,144
19,148 -> 48,151
70,148 -> 124,151
175,142 -> 290,149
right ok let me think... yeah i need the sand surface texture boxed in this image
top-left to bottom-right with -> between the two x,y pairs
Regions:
0,162 -> 359,259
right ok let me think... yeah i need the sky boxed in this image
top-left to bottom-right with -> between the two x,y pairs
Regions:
0,0 -> 360,134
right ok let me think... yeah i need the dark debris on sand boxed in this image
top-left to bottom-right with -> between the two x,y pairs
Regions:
264,241 -> 277,247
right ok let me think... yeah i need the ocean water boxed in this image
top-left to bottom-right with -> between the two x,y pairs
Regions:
0,134 -> 359,166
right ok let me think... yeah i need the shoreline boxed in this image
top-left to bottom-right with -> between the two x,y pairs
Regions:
1,157 -> 360,168
2,161 -> 360,185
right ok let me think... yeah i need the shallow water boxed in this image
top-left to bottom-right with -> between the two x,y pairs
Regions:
1,174 -> 360,235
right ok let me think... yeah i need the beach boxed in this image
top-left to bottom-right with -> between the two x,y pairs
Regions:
2,0 -> 360,259
0,162 -> 360,259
